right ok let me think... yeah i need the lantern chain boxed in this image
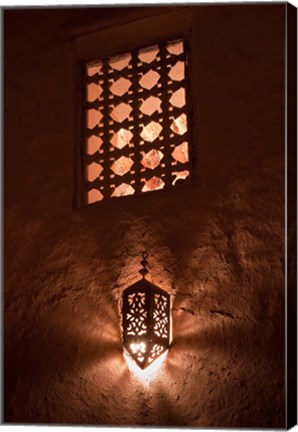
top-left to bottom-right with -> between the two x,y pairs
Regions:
139,251 -> 149,278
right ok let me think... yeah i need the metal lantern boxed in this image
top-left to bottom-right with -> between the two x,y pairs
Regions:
121,252 -> 170,369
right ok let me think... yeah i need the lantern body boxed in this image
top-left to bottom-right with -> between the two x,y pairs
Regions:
122,279 -> 170,369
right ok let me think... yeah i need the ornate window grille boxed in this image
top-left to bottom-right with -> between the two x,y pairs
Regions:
121,253 -> 171,369
83,38 -> 192,205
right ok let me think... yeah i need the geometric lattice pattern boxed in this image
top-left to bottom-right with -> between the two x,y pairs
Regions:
153,293 -> 169,339
84,39 -> 192,205
122,279 -> 170,369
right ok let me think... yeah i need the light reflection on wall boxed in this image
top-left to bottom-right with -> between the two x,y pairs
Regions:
124,349 -> 168,383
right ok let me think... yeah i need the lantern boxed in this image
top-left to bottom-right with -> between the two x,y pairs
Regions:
121,252 -> 171,369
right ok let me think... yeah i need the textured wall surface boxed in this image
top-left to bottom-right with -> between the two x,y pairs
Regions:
4,5 -> 285,427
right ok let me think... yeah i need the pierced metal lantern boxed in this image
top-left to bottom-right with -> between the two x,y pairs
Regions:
121,252 -> 170,369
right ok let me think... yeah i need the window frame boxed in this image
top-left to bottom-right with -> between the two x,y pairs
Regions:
73,10 -> 198,209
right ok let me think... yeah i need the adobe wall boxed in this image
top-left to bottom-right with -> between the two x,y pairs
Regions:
4,5 -> 285,427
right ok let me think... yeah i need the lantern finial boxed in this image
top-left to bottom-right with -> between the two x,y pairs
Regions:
139,251 -> 149,278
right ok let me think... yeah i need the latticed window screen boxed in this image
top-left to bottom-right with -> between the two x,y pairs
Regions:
84,38 -> 192,205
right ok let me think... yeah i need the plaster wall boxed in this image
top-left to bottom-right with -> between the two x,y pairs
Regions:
4,5 -> 285,427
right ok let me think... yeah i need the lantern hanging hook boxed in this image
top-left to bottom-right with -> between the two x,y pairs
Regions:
139,251 -> 149,278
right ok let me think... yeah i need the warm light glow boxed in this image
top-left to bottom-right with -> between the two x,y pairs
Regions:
141,149 -> 164,170
130,342 -> 146,354
171,113 -> 187,135
86,61 -> 102,76
87,162 -> 103,182
110,102 -> 132,123
111,183 -> 135,197
87,83 -> 102,102
171,141 -> 189,163
110,77 -> 132,97
110,155 -> 134,176
87,188 -> 103,204
87,109 -> 103,129
110,128 -> 133,149
124,348 -> 167,382
167,40 -> 184,56
139,70 -> 160,90
138,45 -> 159,63
168,60 -> 185,81
172,170 -> 190,185
140,121 -> 162,142
86,135 -> 103,155
109,53 -> 131,71
142,176 -> 165,192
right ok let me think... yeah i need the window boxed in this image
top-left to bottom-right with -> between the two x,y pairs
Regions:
83,38 -> 192,205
